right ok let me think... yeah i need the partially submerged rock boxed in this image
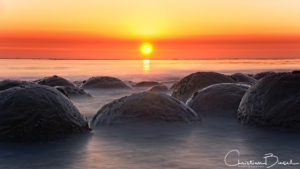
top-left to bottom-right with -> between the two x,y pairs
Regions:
172,72 -> 235,102
292,70 -> 300,74
253,71 -> 276,80
35,75 -> 75,87
187,83 -> 249,117
149,85 -> 168,93
0,85 -> 90,141
238,73 -> 300,129
231,73 -> 257,85
0,80 -> 34,91
73,80 -> 86,87
134,81 -> 160,87
91,92 -> 200,127
82,76 -> 130,89
55,86 -> 92,99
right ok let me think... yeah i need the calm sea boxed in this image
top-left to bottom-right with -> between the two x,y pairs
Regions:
0,59 -> 300,82
0,59 -> 300,169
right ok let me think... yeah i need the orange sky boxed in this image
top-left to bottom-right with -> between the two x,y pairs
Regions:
1,0 -> 300,59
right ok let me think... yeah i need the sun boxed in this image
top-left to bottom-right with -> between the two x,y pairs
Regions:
140,42 -> 153,55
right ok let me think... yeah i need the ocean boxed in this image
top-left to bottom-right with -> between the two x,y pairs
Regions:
0,59 -> 300,169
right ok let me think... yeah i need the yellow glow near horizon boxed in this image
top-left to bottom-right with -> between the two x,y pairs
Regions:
140,43 -> 153,55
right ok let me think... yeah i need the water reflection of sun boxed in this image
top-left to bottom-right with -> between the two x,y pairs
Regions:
143,59 -> 150,73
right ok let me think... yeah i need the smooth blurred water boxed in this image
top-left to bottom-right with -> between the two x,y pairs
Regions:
1,59 -> 300,82
0,59 -> 300,169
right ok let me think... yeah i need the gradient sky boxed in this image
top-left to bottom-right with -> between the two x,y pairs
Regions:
1,0 -> 300,59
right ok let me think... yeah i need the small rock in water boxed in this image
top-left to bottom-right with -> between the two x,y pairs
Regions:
172,72 -> 235,102
238,73 -> 300,129
35,75 -> 75,87
149,84 -> 168,93
0,85 -> 90,142
134,81 -> 160,87
91,91 -> 200,127
82,76 -> 130,89
187,83 -> 249,117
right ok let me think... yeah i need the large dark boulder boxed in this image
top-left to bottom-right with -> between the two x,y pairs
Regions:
91,92 -> 200,127
34,76 -> 91,98
187,83 -> 249,117
149,84 -> 168,93
231,73 -> 257,85
35,75 -> 75,87
0,80 -> 34,91
253,71 -> 276,80
237,73 -> 300,129
171,72 -> 235,102
0,85 -> 90,141
134,81 -> 160,87
82,76 -> 130,89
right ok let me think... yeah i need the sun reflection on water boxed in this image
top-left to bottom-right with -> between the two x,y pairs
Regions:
143,59 -> 150,73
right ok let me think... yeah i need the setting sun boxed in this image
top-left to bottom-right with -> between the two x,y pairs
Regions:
140,43 -> 153,55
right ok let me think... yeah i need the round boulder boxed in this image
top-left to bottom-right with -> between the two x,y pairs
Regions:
237,73 -> 300,129
0,85 -> 90,141
0,80 -> 35,91
187,83 -> 249,117
35,75 -> 75,87
82,76 -> 130,89
253,71 -> 276,80
149,85 -> 168,93
231,73 -> 257,85
134,81 -> 160,87
172,72 -> 235,102
91,92 -> 200,127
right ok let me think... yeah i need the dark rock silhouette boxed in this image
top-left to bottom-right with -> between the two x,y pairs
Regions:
134,81 -> 160,87
91,92 -> 200,127
187,83 -> 249,117
35,75 -> 75,87
238,73 -> 300,129
55,86 -> 91,98
149,85 -> 168,93
0,85 -> 90,141
35,76 -> 91,98
292,70 -> 300,74
231,73 -> 257,85
253,71 -> 276,80
0,80 -> 35,91
82,76 -> 130,89
172,72 -> 235,102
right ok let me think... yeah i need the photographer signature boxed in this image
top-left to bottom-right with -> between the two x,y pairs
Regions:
224,149 -> 299,168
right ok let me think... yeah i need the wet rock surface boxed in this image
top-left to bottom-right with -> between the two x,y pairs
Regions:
187,83 -> 249,117
35,75 -> 75,87
253,71 -> 276,80
134,81 -> 160,87
149,85 -> 168,93
172,72 -> 235,102
231,73 -> 257,85
0,85 -> 90,141
0,80 -> 35,91
82,76 -> 130,89
238,73 -> 300,129
55,86 -> 92,99
91,92 -> 200,127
